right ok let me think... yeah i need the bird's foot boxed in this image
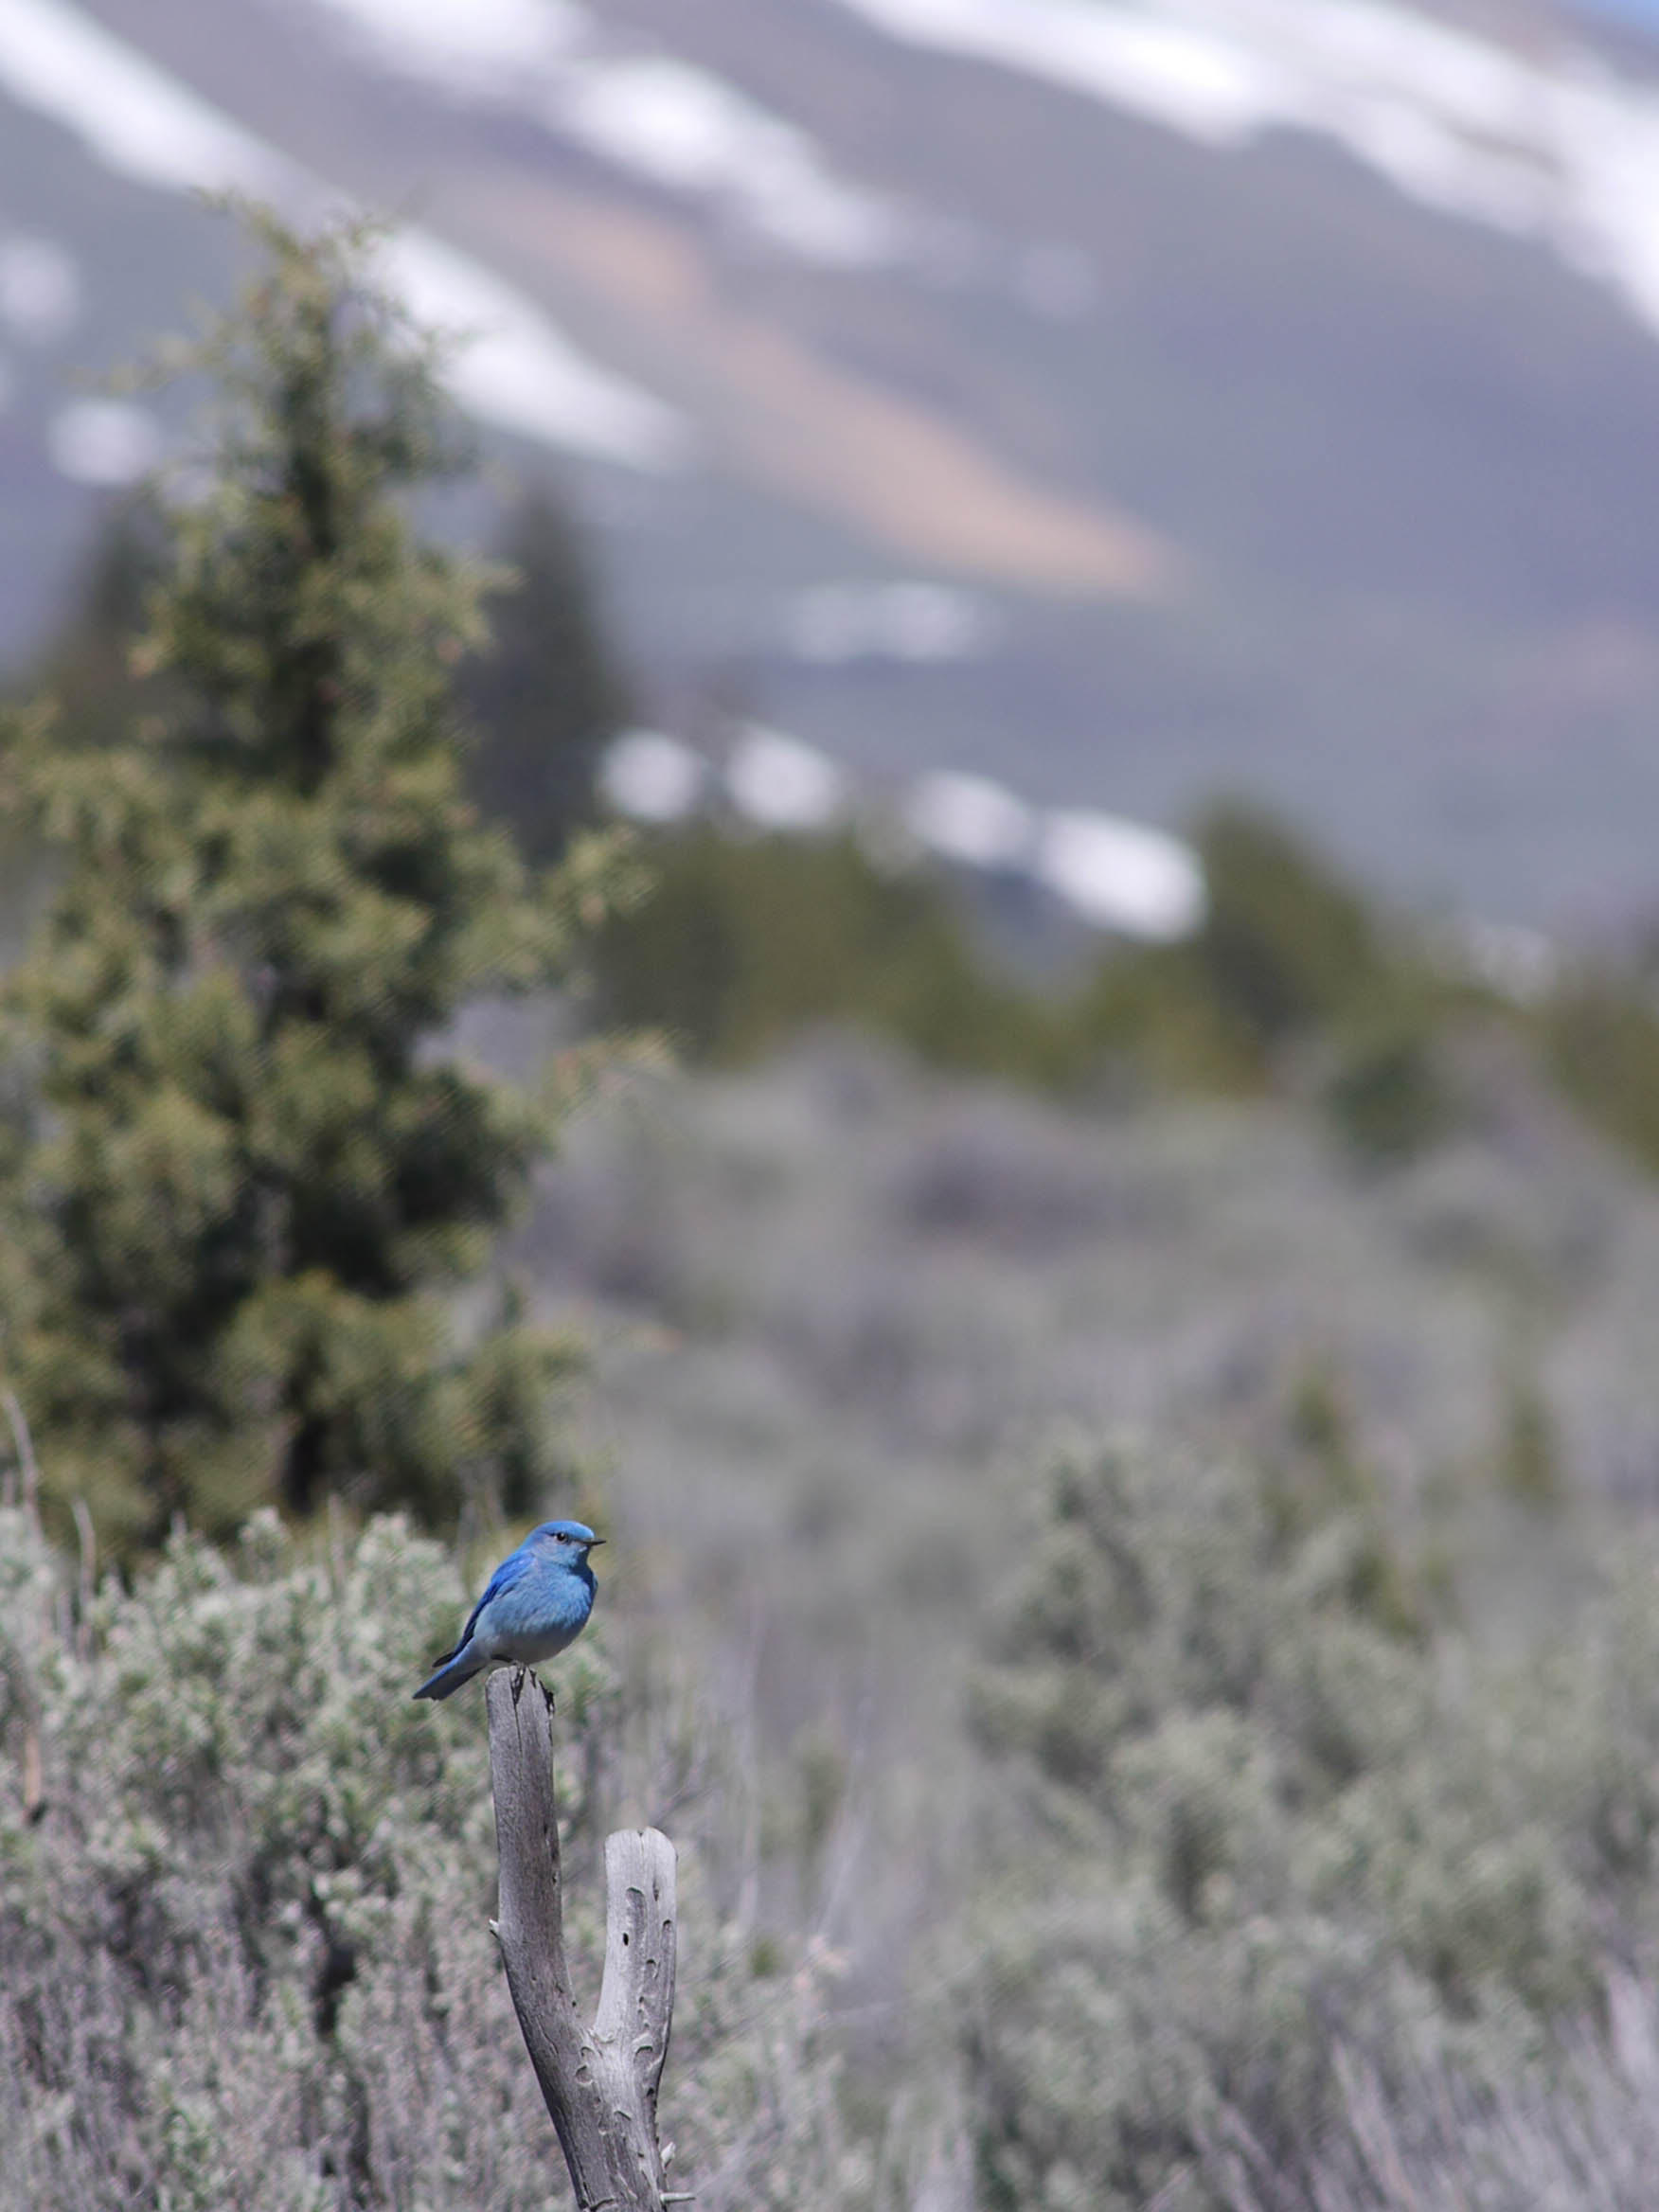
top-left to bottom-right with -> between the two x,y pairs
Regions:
508,1665 -> 554,1715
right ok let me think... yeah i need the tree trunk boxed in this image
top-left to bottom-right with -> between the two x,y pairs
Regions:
486,1668 -> 680,2211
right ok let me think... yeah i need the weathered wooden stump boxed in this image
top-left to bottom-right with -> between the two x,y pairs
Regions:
486,1668 -> 682,2211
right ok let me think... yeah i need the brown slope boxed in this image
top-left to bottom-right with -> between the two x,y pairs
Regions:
443,175 -> 1178,599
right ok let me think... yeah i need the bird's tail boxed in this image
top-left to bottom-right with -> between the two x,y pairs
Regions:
412,1640 -> 490,1702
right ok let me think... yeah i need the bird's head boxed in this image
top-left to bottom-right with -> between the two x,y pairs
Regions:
530,1518 -> 604,1566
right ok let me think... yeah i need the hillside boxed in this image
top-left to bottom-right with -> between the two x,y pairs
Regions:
6,0 -> 1659,924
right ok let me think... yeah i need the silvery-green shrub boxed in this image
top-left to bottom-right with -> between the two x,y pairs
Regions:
0,1507 -> 866,2212
965,1437 -> 1659,2211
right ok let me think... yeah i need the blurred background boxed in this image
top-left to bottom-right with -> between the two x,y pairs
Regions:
9,4 -> 1659,2208
9,0 -> 1659,926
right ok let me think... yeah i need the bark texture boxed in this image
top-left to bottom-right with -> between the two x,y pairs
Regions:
487,1668 -> 678,2210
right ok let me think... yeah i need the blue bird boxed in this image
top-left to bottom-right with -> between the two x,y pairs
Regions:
413,1520 -> 603,1702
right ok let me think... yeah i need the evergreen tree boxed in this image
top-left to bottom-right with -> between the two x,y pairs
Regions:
13,493 -> 166,748
0,213 -> 638,1547
463,488 -> 630,861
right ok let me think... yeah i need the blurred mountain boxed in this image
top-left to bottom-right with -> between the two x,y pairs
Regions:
5,0 -> 1659,925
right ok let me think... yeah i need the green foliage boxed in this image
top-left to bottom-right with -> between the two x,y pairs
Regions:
8,495 -> 168,750
1319,1007 -> 1449,1164
1067,941 -> 1262,1097
1266,1361 -> 1429,1638
1156,805 -> 1452,1159
0,214 -> 636,1547
462,488 -> 631,862
0,507 -> 168,952
585,784 -> 1659,1191
1493,1372 -> 1563,1509
0,1506 -> 871,2212
1053,802 -> 1430,1116
1066,806 -> 1456,1161
596,825 -> 1071,1081
1187,803 -> 1388,1054
592,805 -> 1456,1167
963,1436 -> 1659,2212
1542,974 -> 1659,1176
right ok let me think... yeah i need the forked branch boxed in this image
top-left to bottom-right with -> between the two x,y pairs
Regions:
486,1668 -> 680,2211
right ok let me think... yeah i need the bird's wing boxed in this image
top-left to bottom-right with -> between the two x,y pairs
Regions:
453,1543 -> 537,1653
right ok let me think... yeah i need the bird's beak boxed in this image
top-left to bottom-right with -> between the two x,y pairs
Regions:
587,1537 -> 606,1548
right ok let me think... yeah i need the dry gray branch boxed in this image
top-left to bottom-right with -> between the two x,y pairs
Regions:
3,1386 -> 40,1526
487,1667 -> 680,2212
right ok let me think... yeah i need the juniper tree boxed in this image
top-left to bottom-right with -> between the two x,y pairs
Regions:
0,213 -> 638,1547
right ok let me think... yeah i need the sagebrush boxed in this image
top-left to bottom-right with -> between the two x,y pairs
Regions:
0,1505 -> 880,2212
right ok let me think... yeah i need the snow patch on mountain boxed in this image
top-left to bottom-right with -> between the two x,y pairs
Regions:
0,0 -> 687,467
903,771 -> 1037,869
0,235 -> 80,344
48,398 -> 162,486
726,725 -> 851,830
830,0 -> 1659,336
599,730 -> 708,824
557,54 -> 902,263
380,230 -> 688,466
294,0 -> 584,95
0,0 -> 286,196
283,0 -> 908,266
785,580 -> 994,665
1036,808 -> 1207,938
